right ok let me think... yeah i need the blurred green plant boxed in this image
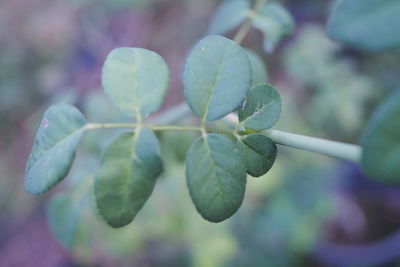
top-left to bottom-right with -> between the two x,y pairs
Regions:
228,165 -> 339,267
208,0 -> 294,52
18,1 -> 400,265
328,0 -> 400,52
284,25 -> 377,139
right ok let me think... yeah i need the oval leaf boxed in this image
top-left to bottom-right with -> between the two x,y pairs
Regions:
47,193 -> 82,248
327,0 -> 400,52
186,133 -> 247,222
95,129 -> 163,228
102,47 -> 170,118
183,35 -> 251,121
208,0 -> 250,35
251,2 -> 294,53
361,91 -> 400,183
246,49 -> 268,86
25,104 -> 86,195
239,83 -> 281,131
237,134 -> 277,177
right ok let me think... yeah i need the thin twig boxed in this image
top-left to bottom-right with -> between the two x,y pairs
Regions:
233,0 -> 268,44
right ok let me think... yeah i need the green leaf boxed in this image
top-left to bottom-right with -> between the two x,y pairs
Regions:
208,0 -> 250,35
47,193 -> 82,248
25,104 -> 86,195
102,47 -> 170,118
239,83 -> 281,131
361,91 -> 400,183
327,0 -> 400,52
251,2 -> 294,53
183,35 -> 251,121
186,133 -> 247,222
95,129 -> 163,228
237,134 -> 277,177
246,49 -> 268,86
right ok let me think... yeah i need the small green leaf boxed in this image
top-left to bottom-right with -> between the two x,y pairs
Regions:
183,35 -> 251,121
25,104 -> 86,195
246,49 -> 268,86
239,83 -> 281,131
237,134 -> 277,177
95,129 -> 163,228
47,193 -> 82,248
208,0 -> 250,35
102,47 -> 170,118
251,2 -> 294,53
361,91 -> 400,183
327,0 -> 400,52
186,133 -> 247,222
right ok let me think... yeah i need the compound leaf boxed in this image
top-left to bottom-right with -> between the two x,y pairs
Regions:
327,0 -> 400,52
25,104 -> 86,195
361,91 -> 400,183
183,35 -> 251,121
102,47 -> 170,118
239,83 -> 281,131
252,2 -> 294,53
186,133 -> 247,222
95,129 -> 163,228
208,0 -> 250,35
246,49 -> 268,86
237,134 -> 277,177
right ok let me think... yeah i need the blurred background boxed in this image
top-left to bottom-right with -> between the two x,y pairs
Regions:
1,0 -> 400,266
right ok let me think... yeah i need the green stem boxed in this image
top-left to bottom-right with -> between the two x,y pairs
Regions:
85,123 -> 234,135
85,122 -> 362,162
233,0 -> 268,44
85,123 -> 136,130
263,129 -> 362,163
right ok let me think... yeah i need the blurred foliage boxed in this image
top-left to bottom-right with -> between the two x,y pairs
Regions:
228,165 -> 339,267
284,25 -> 378,140
327,0 -> 400,52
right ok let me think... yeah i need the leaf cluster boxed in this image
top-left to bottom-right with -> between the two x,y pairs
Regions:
25,35 -> 282,226
24,0 -> 400,230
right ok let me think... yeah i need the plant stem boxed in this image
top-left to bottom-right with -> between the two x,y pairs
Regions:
85,123 -> 136,130
233,0 -> 267,44
263,129 -> 362,163
85,123 -> 234,135
85,4 -> 362,163
85,122 -> 362,162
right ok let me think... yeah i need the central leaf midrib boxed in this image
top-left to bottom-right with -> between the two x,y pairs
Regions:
202,42 -> 228,122
241,97 -> 276,125
242,139 -> 274,164
132,50 -> 141,116
121,129 -> 141,210
28,127 -> 84,173
203,136 -> 231,205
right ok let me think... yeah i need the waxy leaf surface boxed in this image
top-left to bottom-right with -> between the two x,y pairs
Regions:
328,0 -> 400,51
239,83 -> 281,131
95,129 -> 163,228
208,0 -> 249,35
361,91 -> 400,183
102,47 -> 169,118
25,104 -> 86,194
183,35 -> 251,121
186,133 -> 247,222
238,134 -> 277,177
